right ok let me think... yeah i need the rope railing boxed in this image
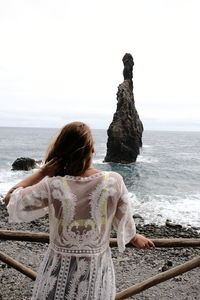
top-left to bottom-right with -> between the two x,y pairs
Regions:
0,230 -> 200,299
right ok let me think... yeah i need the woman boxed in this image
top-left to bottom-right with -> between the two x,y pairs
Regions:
4,121 -> 154,300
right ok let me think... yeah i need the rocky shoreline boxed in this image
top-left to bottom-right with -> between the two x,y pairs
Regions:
0,201 -> 200,300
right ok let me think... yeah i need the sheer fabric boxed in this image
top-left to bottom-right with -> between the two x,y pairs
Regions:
7,171 -> 136,300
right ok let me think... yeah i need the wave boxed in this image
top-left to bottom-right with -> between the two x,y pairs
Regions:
1,159 -> 199,229
137,156 -> 159,164
142,144 -> 152,148
129,192 -> 200,228
0,169 -> 35,196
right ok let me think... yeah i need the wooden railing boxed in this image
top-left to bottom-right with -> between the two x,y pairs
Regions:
0,230 -> 200,299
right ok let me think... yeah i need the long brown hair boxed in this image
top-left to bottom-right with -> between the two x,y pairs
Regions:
45,122 -> 94,176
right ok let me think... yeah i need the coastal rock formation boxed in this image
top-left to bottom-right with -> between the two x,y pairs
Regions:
11,157 -> 41,171
104,53 -> 143,163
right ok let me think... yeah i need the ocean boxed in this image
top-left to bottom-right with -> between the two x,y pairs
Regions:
0,127 -> 199,228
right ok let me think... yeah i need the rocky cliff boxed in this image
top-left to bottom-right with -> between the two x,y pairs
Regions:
104,53 -> 143,163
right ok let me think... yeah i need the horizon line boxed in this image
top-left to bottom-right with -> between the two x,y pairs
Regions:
0,125 -> 200,133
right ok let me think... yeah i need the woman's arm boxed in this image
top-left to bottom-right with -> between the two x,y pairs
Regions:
4,170 -> 45,206
4,158 -> 61,206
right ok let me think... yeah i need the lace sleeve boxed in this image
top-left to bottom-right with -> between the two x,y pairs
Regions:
112,177 -> 136,252
7,177 -> 50,223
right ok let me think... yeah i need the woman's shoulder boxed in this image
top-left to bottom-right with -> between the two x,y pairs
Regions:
43,175 -> 64,186
106,171 -> 123,182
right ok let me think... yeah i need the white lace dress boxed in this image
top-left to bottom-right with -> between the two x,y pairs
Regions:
7,171 -> 136,300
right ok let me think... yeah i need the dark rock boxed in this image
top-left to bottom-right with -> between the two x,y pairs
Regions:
165,219 -> 183,229
162,260 -> 173,272
104,53 -> 143,163
12,157 -> 37,171
161,265 -> 170,272
133,213 -> 144,220
167,260 -> 173,266
133,214 -> 144,226
191,226 -> 200,230
1,264 -> 6,269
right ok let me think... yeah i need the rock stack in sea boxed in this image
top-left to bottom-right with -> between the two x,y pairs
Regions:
104,53 -> 143,163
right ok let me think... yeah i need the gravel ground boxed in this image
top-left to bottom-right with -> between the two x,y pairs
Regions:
0,201 -> 200,300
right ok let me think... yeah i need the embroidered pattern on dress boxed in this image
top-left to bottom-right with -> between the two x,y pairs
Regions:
89,173 -> 109,229
55,256 -> 71,300
66,258 -> 89,299
62,178 -> 77,225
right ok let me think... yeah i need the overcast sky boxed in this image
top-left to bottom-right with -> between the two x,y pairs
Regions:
0,0 -> 200,131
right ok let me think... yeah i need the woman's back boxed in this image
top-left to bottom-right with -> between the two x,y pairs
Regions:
8,171 -> 135,252
48,171 -> 122,252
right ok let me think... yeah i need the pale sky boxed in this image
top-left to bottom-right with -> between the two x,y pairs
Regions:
0,0 -> 200,131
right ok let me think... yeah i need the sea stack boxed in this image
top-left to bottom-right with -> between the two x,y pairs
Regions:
104,53 -> 143,163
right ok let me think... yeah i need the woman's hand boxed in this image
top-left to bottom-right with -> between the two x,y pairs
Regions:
131,234 -> 155,250
40,158 -> 62,177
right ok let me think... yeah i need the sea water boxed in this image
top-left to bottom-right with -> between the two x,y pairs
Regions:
0,127 -> 199,228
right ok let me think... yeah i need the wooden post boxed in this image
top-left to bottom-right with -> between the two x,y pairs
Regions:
110,238 -> 200,248
0,230 -> 49,243
1,230 -> 200,248
115,256 -> 200,299
0,251 -> 37,280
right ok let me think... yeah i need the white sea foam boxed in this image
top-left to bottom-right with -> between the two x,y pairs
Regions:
0,169 -> 35,196
129,193 -> 200,228
137,156 -> 158,164
93,158 -> 107,164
